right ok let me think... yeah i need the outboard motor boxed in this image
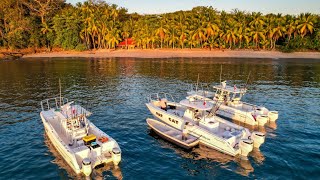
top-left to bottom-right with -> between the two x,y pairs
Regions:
268,111 -> 279,122
82,158 -> 92,177
251,131 -> 265,148
112,147 -> 121,166
239,139 -> 253,157
256,115 -> 268,126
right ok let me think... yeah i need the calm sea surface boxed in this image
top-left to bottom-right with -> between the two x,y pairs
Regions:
0,57 -> 319,179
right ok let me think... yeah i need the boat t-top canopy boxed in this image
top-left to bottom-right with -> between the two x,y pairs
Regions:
180,99 -> 213,111
212,84 -> 246,94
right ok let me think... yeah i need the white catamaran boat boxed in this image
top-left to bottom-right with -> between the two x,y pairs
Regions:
146,93 -> 266,157
187,81 -> 279,126
40,97 -> 121,176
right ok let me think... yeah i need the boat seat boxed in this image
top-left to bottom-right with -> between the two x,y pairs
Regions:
222,131 -> 232,139
153,101 -> 161,107
73,128 -> 87,140
230,130 -> 242,137
223,130 -> 242,139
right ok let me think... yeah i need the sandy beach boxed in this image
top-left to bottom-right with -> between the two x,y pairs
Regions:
21,49 -> 320,59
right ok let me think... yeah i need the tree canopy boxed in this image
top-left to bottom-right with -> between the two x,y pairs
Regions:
0,0 -> 319,52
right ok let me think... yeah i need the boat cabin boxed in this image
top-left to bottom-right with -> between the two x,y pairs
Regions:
41,98 -> 93,145
213,81 -> 246,104
179,98 -> 213,121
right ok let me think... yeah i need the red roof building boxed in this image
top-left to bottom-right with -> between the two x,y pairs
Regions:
117,38 -> 135,49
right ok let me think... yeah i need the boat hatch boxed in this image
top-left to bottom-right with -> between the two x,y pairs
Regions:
83,134 -> 96,145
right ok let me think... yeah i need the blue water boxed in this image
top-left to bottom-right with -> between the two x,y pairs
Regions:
0,58 -> 319,179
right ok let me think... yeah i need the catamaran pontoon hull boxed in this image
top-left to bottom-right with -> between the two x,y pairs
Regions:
40,98 -> 121,177
216,104 -> 278,126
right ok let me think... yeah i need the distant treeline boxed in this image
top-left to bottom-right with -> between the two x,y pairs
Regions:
0,0 -> 319,52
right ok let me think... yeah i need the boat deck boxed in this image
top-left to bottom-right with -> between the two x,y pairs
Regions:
148,119 -> 199,146
152,121 -> 198,144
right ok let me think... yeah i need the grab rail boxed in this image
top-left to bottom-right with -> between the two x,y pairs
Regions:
41,97 -> 69,111
148,92 -> 176,103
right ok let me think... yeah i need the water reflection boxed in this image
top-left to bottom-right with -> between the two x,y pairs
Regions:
148,129 -> 260,177
250,149 -> 265,165
92,165 -> 123,180
1,58 -> 319,179
44,134 -> 79,179
266,121 -> 277,130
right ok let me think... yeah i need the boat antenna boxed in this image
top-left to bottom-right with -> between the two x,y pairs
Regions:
196,73 -> 200,92
220,65 -> 222,84
59,78 -> 62,108
244,71 -> 251,90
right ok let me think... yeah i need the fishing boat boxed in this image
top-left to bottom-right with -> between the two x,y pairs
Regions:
40,84 -> 121,177
146,93 -> 265,157
147,118 -> 199,150
187,81 -> 279,126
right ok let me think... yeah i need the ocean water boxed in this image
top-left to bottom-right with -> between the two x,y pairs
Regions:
0,57 -> 319,179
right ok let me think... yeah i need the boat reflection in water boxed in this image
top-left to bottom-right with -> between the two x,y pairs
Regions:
148,130 -> 266,177
44,134 -> 123,179
250,149 -> 265,165
266,121 -> 277,130
92,165 -> 123,180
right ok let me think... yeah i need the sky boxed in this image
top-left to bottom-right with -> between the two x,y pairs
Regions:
66,0 -> 320,15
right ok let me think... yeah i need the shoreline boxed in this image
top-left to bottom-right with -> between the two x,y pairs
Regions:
14,49 -> 320,59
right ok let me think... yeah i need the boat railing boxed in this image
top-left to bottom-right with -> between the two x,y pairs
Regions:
41,97 -> 69,111
188,83 -> 212,93
148,92 -> 176,103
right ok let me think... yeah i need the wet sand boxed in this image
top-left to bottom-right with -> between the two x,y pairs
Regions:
19,49 -> 320,59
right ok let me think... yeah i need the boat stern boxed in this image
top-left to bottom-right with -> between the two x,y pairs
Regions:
112,146 -> 121,166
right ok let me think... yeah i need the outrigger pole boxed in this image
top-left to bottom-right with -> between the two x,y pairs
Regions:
196,73 -> 200,92
244,71 -> 251,90
59,78 -> 62,108
220,65 -> 222,83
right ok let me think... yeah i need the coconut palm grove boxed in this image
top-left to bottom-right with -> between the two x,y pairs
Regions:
0,0 -> 319,52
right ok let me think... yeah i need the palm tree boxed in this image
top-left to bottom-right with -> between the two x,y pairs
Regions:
250,25 -> 265,49
272,18 -> 286,49
296,13 -> 315,38
155,21 -> 167,48
285,16 -> 297,42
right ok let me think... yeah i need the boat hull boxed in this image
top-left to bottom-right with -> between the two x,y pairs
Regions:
146,103 -> 238,156
215,104 -> 258,126
147,118 -> 199,150
40,113 -> 81,174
